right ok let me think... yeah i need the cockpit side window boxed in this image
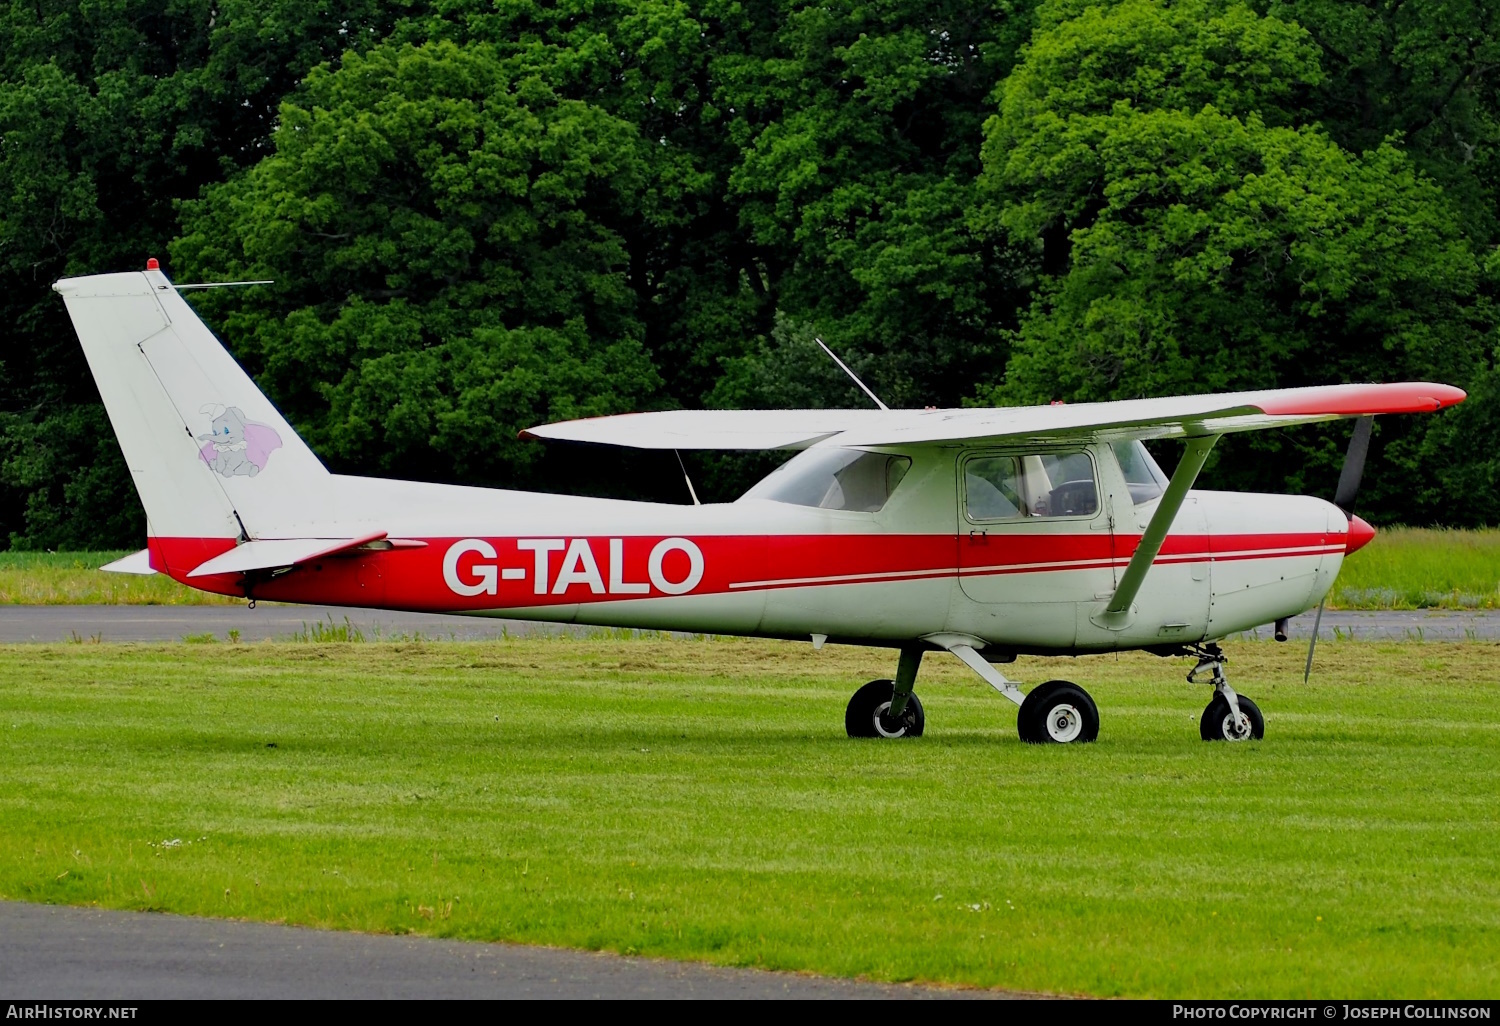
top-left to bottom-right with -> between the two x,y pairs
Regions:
965,450 -> 1099,521
739,448 -> 911,512
964,457 -> 1025,519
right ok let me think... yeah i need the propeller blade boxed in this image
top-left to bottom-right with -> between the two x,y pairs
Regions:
1308,415 -> 1373,683
1334,415 -> 1374,513
1303,596 -> 1327,683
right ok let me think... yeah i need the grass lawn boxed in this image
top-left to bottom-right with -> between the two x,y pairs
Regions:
1334,528 -> 1500,609
0,551 -> 236,605
1,636 -> 1496,997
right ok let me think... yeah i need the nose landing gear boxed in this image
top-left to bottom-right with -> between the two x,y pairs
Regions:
1201,692 -> 1264,741
1187,643 -> 1264,741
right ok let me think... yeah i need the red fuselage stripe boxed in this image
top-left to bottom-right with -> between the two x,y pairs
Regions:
147,532 -> 1341,612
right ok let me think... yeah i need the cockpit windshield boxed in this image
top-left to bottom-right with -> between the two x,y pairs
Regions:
739,448 -> 911,513
1111,440 -> 1170,504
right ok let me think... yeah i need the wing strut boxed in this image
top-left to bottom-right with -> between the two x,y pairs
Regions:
1097,433 -> 1220,627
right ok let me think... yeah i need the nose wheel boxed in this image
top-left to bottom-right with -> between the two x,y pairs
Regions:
1201,693 -> 1264,741
1187,643 -> 1264,741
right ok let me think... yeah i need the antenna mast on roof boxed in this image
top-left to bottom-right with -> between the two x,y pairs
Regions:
814,337 -> 889,411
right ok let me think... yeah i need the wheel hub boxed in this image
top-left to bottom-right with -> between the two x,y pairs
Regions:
872,701 -> 908,738
1221,711 -> 1251,740
1046,703 -> 1083,743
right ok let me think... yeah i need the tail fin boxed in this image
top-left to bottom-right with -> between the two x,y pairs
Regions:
53,264 -> 330,551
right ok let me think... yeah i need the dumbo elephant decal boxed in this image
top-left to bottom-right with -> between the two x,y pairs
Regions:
198,404 -> 282,478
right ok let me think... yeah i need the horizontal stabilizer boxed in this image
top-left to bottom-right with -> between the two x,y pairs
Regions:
100,550 -> 156,576
187,531 -> 387,578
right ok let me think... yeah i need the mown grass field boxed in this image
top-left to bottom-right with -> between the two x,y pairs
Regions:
1333,528 -> 1500,609
5,527 -> 1500,608
0,551 -> 236,605
1,637 -> 1496,997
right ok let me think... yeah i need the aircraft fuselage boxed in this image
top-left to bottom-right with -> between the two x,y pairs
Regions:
146,445 -> 1352,655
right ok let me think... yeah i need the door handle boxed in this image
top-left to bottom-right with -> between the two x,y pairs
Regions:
968,529 -> 988,545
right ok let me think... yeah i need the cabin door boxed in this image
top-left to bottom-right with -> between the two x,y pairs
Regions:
956,447 -> 1116,650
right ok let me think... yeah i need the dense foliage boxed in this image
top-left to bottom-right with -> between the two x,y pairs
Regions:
3,0 -> 1497,545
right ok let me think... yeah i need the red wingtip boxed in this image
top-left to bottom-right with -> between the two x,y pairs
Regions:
1345,514 -> 1377,556
146,257 -> 160,270
1255,382 -> 1467,417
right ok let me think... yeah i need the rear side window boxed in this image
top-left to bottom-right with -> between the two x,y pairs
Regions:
1111,440 -> 1170,505
965,451 -> 1099,520
741,448 -> 911,512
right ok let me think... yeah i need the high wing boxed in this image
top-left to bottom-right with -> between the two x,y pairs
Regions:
520,408 -> 890,450
522,383 -> 1466,450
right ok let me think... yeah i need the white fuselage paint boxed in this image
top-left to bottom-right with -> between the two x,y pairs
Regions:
284,443 -> 1347,654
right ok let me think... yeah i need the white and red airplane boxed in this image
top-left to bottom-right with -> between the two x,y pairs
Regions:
55,263 -> 1465,744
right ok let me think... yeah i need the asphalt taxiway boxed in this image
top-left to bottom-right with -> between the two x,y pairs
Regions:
0,604 -> 608,643
0,902 -> 1008,1000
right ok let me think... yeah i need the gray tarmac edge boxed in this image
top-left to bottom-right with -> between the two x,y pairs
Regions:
3,604 -> 1500,644
0,901 -> 1031,1000
0,604 -> 612,644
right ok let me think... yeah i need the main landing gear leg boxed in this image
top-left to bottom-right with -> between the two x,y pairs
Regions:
845,644 -> 926,738
1187,643 -> 1265,741
936,637 -> 1098,745
888,645 -> 921,718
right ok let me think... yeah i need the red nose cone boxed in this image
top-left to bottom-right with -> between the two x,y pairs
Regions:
146,257 -> 159,270
1345,514 -> 1376,555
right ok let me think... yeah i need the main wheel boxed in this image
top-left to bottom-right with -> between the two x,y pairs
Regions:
1017,680 -> 1099,744
1200,694 -> 1264,741
845,679 -> 925,738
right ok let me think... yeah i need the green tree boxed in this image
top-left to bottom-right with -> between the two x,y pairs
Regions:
388,0 -> 1039,412
173,40 -> 661,486
8,0 -> 1500,539
708,0 -> 1037,409
0,0 -> 411,548
402,0 -> 762,414
1261,0 -> 1500,244
977,0 -> 1494,519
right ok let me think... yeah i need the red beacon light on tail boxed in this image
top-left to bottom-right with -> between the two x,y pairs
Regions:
146,257 -> 159,270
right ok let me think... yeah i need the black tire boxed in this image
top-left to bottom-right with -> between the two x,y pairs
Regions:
1200,694 -> 1264,741
1017,680 -> 1099,744
845,679 -> 925,739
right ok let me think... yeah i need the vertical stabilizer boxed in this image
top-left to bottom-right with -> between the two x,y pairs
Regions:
53,265 -> 330,549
